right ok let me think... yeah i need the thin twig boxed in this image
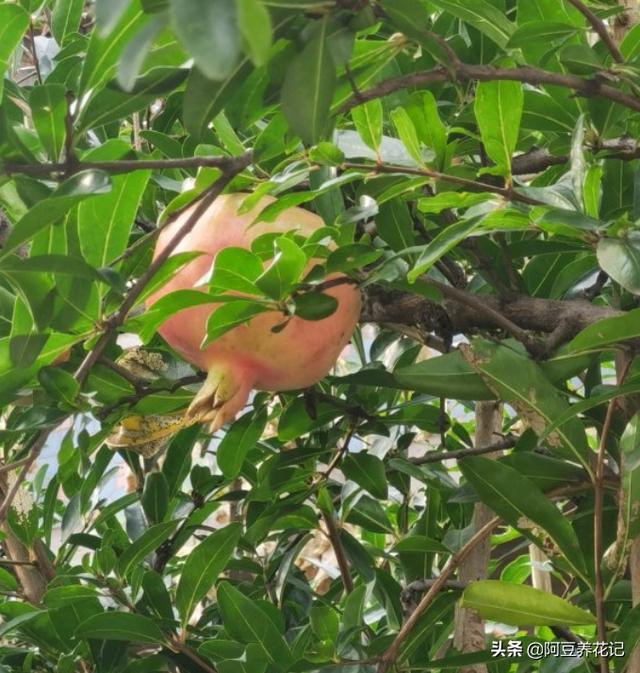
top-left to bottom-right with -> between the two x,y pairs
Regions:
342,162 -> 543,207
64,92 -> 76,171
170,638 -> 218,673
565,0 -> 624,63
28,21 -> 42,86
377,516 -> 501,673
340,63 -> 640,115
322,511 -> 354,594
411,437 -> 516,465
4,155 -> 251,178
0,456 -> 33,475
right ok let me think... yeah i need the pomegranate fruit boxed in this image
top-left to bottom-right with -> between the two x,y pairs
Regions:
147,193 -> 361,431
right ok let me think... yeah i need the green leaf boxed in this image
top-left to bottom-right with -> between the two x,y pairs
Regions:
474,80 -> 523,177
76,612 -> 166,643
346,495 -> 394,534
79,67 -> 188,131
255,237 -> 307,300
38,367 -> 79,408
408,218 -> 481,282
141,472 -> 170,524
131,289 -> 217,343
615,415 -> 640,579
459,456 -> 587,581
309,606 -> 339,646
462,340 -> 591,470
391,108 -> 423,166
281,17 -> 336,145
0,254 -> 106,283
417,91 -> 447,167
326,244 -> 382,273
170,0 -> 240,81
183,61 -> 252,140
52,0 -> 84,45
352,99 -> 383,153
217,409 -> 268,478
217,582 -> 294,670
308,142 -> 345,167
460,581 -> 596,626
569,308 -> 640,352
80,2 -> 145,93
209,247 -> 264,295
236,0 -> 272,67
117,520 -> 178,577
29,85 -> 67,161
597,237 -> 640,295
95,0 -> 133,36
293,292 -> 338,321
342,453 -> 388,500
508,21 -> 578,48
176,523 -> 241,626
78,169 -> 151,272
0,171 -> 111,259
205,301 -> 270,344
376,199 -> 415,252
117,14 -> 167,91
614,602 -> 640,670
0,4 -> 29,102
429,0 -> 514,47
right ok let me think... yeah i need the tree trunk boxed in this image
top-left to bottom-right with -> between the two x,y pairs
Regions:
453,401 -> 503,672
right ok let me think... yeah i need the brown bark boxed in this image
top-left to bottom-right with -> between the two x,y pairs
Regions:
453,401 -> 503,672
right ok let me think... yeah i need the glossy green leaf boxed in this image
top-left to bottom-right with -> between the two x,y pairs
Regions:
430,0 -> 514,47
352,99 -> 383,153
205,301 -> 270,344
462,340 -> 591,470
281,17 -> 336,145
475,80 -> 523,176
460,456 -> 588,581
391,108 -> 423,165
461,581 -> 596,626
217,409 -> 268,478
255,236 -> 307,300
1,171 -> 111,259
170,0 -> 240,81
236,0 -> 272,67
597,237 -> 640,295
76,612 -> 166,643
29,85 -> 67,161
52,0 -> 84,45
293,292 -> 338,321
117,520 -> 178,577
209,247 -> 263,295
217,582 -> 294,670
176,523 -> 241,625
0,4 -> 29,102
141,472 -> 170,524
342,453 -> 388,500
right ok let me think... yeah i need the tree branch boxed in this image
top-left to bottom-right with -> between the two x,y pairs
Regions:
343,162 -> 543,207
341,63 -> 640,115
565,0 -> 624,63
3,154 -> 252,179
377,516 -> 501,673
411,437 -> 516,464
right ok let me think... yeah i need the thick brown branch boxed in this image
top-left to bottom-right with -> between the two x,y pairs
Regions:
361,285 -> 621,343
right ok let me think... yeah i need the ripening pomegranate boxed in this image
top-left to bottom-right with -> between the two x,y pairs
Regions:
147,193 -> 361,432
